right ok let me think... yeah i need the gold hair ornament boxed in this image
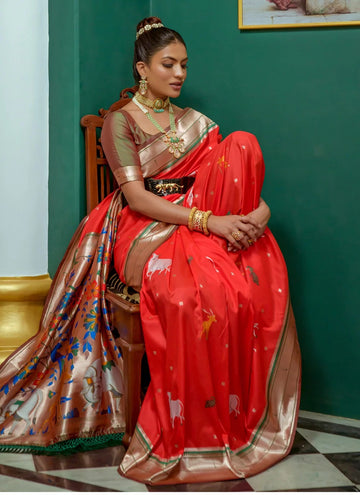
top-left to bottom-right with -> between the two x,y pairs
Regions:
136,23 -> 164,40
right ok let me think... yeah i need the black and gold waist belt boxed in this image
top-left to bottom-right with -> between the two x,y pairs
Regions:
145,176 -> 195,197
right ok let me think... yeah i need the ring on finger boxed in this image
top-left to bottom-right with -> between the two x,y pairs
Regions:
248,239 -> 254,245
231,231 -> 242,241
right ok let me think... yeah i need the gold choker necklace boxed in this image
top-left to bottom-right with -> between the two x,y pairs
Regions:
135,92 -> 170,113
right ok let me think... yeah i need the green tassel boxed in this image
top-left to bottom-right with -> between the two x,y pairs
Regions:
0,432 -> 124,456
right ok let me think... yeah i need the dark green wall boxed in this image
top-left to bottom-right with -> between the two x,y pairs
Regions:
150,0 -> 360,418
49,1 -> 81,275
49,0 -> 360,418
48,0 -> 147,275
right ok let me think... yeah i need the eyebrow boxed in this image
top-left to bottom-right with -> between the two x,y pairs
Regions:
161,56 -> 188,62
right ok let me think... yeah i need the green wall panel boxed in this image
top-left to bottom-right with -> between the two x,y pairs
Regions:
151,1 -> 360,418
49,0 -> 81,278
78,1 -> 145,117
48,0 -> 148,276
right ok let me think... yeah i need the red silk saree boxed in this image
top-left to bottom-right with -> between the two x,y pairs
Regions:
0,107 -> 301,484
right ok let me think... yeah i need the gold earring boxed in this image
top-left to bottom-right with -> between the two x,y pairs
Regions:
139,76 -> 147,96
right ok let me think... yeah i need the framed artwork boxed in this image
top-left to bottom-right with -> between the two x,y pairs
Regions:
239,0 -> 360,29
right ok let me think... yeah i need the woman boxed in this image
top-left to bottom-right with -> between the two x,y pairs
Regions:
0,17 -> 301,485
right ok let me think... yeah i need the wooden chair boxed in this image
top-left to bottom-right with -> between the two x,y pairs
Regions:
80,86 -> 145,446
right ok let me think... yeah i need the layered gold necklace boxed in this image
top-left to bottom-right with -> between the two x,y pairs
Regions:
133,92 -> 185,159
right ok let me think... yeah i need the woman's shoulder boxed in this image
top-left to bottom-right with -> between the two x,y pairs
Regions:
104,103 -> 151,132
102,106 -> 138,139
173,105 -> 217,127
103,106 -> 131,125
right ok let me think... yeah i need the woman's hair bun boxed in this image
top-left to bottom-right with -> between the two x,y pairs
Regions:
136,16 -> 163,32
132,17 -> 186,82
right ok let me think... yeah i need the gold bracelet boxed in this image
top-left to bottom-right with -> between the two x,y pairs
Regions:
202,210 -> 212,236
188,206 -> 198,230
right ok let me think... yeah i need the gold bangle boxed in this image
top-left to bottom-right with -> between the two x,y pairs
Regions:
188,207 -> 198,230
192,209 -> 204,232
202,210 -> 212,236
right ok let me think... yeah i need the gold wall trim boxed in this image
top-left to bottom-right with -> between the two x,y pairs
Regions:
0,275 -> 52,364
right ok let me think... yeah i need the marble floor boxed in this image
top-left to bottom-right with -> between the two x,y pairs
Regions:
0,410 -> 359,492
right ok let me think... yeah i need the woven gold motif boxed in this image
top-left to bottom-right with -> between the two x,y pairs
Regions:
154,183 -> 184,194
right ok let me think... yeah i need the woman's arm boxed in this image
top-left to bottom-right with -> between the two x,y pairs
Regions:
121,180 -> 190,225
122,180 -> 263,250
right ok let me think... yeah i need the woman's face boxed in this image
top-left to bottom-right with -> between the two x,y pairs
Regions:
137,41 -> 188,99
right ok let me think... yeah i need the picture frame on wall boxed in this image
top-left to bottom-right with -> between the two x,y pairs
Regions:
239,0 -> 360,29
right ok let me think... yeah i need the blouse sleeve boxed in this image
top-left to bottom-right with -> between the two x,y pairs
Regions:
101,111 -> 143,186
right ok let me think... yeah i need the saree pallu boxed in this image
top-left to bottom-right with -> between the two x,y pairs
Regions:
117,128 -> 301,484
0,192 -> 126,453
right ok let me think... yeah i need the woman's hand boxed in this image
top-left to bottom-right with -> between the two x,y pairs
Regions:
208,198 -> 271,252
207,214 -> 258,251
241,198 -> 271,239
